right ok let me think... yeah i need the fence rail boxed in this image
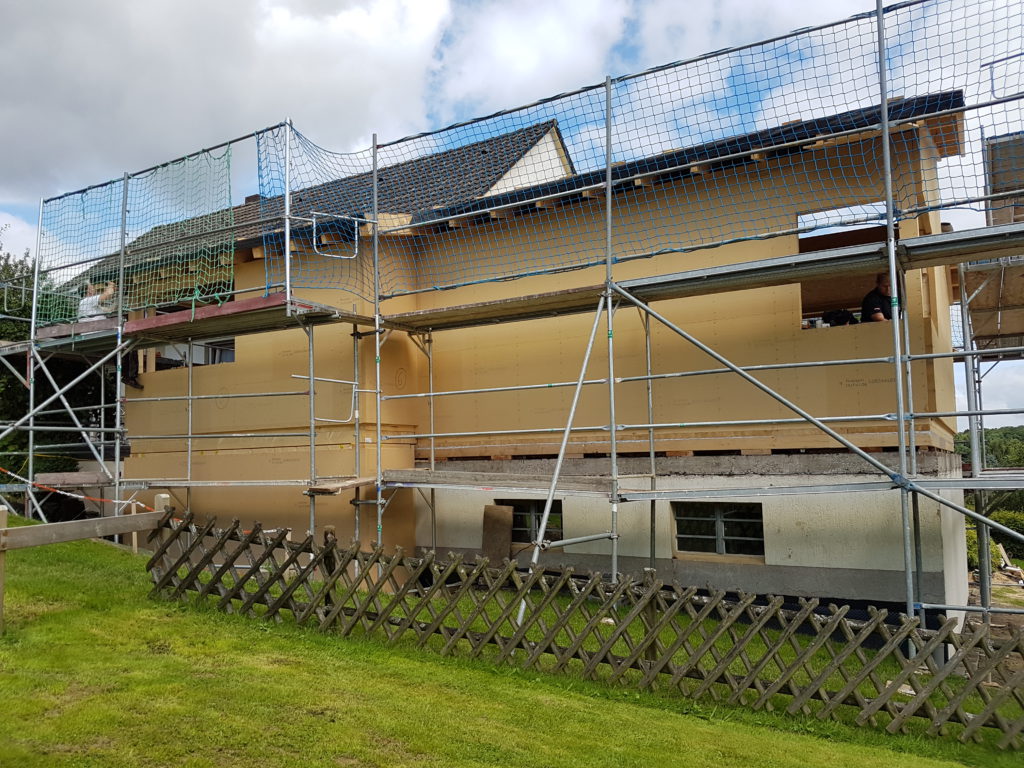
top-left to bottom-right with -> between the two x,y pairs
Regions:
148,514 -> 1024,749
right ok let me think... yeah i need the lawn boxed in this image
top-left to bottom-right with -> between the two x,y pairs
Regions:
0,516 -> 1018,768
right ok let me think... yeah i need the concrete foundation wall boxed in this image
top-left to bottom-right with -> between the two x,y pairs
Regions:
412,452 -> 969,605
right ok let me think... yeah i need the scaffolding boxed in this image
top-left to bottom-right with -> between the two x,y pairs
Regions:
3,0 -> 1024,623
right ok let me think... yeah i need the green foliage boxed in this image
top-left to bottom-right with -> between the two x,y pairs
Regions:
954,427 -> 1024,514
965,527 -> 1001,572
989,510 -> 1024,560
954,425 -> 1024,472
0,233 -> 100,484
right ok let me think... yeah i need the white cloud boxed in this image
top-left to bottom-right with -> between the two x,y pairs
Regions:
955,362 -> 1024,429
617,0 -> 871,75
0,0 -> 451,209
0,212 -> 36,258
431,0 -> 631,123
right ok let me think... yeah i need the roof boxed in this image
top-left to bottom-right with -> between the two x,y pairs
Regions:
420,90 -> 966,224
75,120 -> 568,287
128,120 -> 566,259
292,118 -> 571,219
79,90 -> 964,289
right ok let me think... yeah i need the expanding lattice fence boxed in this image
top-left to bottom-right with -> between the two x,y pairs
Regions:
149,513 -> 1024,750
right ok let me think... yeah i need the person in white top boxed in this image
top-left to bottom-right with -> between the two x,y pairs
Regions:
76,281 -> 143,390
77,281 -> 116,320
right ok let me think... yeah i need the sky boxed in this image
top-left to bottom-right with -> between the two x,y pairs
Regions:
0,0 -> 1019,427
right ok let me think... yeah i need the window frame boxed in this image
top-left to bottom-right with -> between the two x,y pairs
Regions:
494,498 -> 563,545
671,500 -> 765,559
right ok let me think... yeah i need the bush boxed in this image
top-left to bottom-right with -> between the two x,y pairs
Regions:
965,527 -> 1001,572
989,510 -> 1024,560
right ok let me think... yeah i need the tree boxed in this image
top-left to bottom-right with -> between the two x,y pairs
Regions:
954,424 -> 1024,514
0,226 -> 112,518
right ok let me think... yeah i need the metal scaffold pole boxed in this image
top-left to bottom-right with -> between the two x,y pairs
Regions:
959,263 -> 991,619
427,332 -> 437,551
643,311 -> 656,570
604,75 -> 620,583
352,322 -> 362,547
521,296 -> 607,624
186,338 -> 194,512
373,133 -> 384,554
284,119 -> 293,311
307,324 -> 317,536
114,171 -> 130,526
876,0 -> 915,621
26,199 -> 43,520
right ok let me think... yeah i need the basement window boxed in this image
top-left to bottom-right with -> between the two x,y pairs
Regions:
672,501 -> 764,556
495,498 -> 563,545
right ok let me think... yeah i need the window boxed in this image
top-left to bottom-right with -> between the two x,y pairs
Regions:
495,498 -> 563,544
798,203 -> 886,245
195,337 -> 235,365
672,501 -> 764,556
149,337 -> 236,370
797,203 -> 889,329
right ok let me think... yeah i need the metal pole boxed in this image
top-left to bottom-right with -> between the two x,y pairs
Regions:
383,377 -> 607,400
307,324 -> 317,536
643,311 -> 657,569
958,264 -> 990,619
604,75 -> 620,583
114,171 -> 130,528
911,491 -> 927,628
373,133 -> 384,553
876,0 -> 914,619
27,199 -> 43,521
30,348 -> 112,477
25,349 -> 38,520
899,271 -> 918,476
186,338 -> 194,513
352,326 -> 361,476
352,322 -> 361,547
427,331 -> 437,551
907,482 -> 1023,545
284,119 -> 293,311
520,296 -> 607,624
99,361 -> 106,470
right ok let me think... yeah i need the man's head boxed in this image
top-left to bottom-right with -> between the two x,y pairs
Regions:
875,273 -> 891,297
83,283 -> 96,297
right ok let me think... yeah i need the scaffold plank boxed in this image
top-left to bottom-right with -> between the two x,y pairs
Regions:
123,292 -> 375,344
384,285 -> 604,332
306,476 -> 375,495
34,471 -> 107,488
382,468 -> 615,497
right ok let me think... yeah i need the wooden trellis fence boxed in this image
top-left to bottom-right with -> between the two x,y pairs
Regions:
147,514 -> 1024,749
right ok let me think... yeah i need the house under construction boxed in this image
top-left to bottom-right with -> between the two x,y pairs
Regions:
4,1 -> 1024,622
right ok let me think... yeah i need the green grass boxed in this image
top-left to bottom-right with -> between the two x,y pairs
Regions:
0,517 -> 1019,767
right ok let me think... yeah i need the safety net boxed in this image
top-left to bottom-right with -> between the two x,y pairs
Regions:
36,147 -> 235,325
34,0 -> 1024,316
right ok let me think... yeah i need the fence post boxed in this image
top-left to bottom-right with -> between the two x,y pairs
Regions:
642,567 -> 659,666
130,502 -> 139,555
0,505 -> 7,635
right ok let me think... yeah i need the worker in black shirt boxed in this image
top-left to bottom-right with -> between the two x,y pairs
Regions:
861,273 -> 896,322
